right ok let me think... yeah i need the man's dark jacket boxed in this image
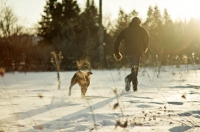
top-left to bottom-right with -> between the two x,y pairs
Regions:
114,19 -> 150,56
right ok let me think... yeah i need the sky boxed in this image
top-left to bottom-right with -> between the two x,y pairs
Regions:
4,0 -> 200,28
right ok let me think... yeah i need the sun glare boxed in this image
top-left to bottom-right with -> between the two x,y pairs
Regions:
103,0 -> 200,22
163,0 -> 200,21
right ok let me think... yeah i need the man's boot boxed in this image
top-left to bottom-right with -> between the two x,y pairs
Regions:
132,79 -> 138,91
131,65 -> 139,92
125,75 -> 131,91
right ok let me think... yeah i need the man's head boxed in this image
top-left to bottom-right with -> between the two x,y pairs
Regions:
130,17 -> 141,26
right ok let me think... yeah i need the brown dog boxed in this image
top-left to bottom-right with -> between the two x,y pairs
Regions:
68,70 -> 92,97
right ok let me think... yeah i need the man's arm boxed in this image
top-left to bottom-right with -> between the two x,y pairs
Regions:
114,30 -> 124,53
113,30 -> 124,61
142,28 -> 150,53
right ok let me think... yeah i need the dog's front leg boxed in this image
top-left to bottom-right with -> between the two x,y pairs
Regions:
68,86 -> 72,96
81,86 -> 88,97
81,87 -> 86,97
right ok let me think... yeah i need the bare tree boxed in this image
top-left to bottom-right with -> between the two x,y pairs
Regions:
0,3 -> 33,71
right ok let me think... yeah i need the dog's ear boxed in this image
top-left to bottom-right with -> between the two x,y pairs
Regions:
87,71 -> 93,75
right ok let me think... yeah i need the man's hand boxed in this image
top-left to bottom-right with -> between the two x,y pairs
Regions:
144,48 -> 148,53
113,52 -> 123,61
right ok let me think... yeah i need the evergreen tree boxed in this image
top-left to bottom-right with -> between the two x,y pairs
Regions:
37,0 -> 56,46
182,19 -> 200,56
77,0 -> 99,68
163,8 -> 172,25
162,8 -> 180,56
152,5 -> 163,50
143,6 -> 153,30
143,6 -> 165,64
59,0 -> 81,60
38,0 -> 80,47
37,0 -> 81,70
146,6 -> 163,62
62,0 -> 80,19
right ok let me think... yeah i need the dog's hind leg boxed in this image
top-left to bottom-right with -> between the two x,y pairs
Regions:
81,87 -> 84,97
68,75 -> 78,96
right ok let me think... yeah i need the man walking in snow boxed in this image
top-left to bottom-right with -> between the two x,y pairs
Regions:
113,17 -> 150,91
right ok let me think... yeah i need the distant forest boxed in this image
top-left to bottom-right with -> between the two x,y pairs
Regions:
0,0 -> 200,71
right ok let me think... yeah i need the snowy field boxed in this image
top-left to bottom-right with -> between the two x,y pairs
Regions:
0,65 -> 200,132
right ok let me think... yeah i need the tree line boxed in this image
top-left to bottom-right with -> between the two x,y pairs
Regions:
0,0 -> 200,71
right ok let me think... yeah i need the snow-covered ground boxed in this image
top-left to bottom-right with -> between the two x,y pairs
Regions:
0,65 -> 200,132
